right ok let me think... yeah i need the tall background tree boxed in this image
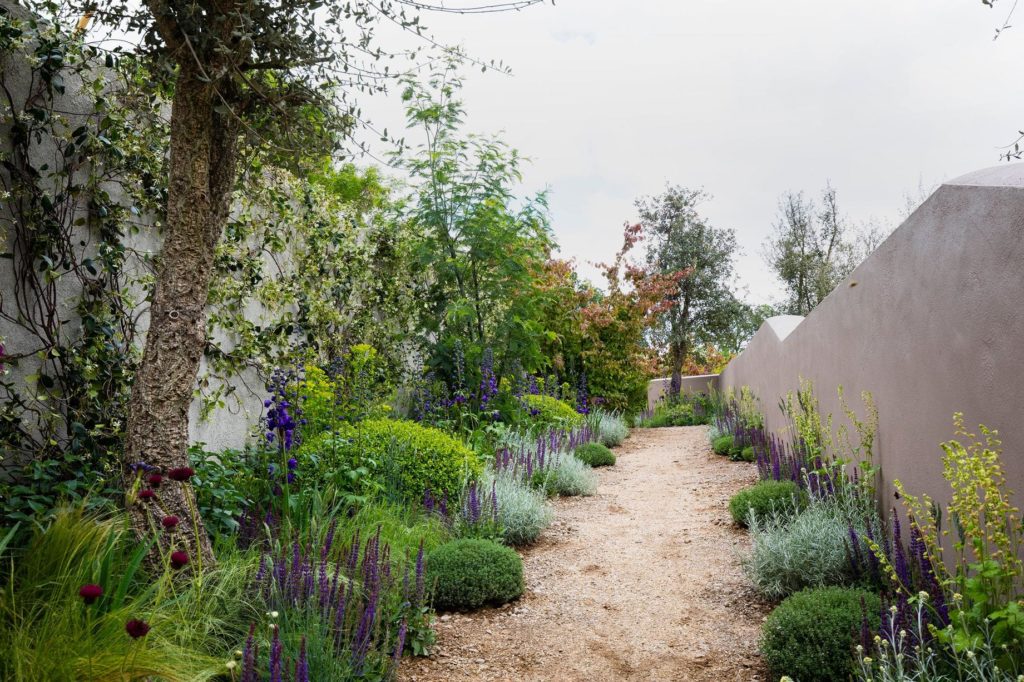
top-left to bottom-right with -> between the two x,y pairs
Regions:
636,186 -> 737,397
764,184 -> 887,316
55,0 -> 545,562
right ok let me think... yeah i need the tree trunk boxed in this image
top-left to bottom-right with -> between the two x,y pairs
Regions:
123,70 -> 240,568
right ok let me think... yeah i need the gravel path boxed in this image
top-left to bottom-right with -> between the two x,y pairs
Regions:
399,426 -> 770,682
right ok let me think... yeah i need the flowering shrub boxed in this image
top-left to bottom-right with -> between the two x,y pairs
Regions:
427,539 -> 524,611
761,586 -> 881,682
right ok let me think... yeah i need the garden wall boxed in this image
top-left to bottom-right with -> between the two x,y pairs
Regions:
646,374 -> 719,409
719,163 -> 1024,508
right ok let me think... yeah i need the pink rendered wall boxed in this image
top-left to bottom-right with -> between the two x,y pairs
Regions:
718,164 -> 1024,510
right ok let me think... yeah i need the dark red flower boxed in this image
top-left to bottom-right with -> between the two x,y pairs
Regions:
125,619 -> 150,639
161,515 -> 180,529
79,583 -> 103,605
167,466 -> 195,482
138,489 -> 155,500
170,550 -> 189,570
146,473 -> 162,488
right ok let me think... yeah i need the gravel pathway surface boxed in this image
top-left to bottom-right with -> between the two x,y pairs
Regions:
399,426 -> 770,682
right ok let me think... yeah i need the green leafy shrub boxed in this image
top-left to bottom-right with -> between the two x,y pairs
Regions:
641,398 -> 711,427
761,586 -> 881,682
299,419 -> 482,502
712,434 -> 734,455
427,539 -> 524,611
744,496 -> 880,599
574,443 -> 616,467
731,445 -> 756,462
729,480 -> 804,527
522,394 -> 584,428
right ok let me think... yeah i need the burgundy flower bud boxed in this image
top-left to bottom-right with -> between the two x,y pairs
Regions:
138,489 -> 155,500
146,474 -> 162,488
125,619 -> 150,639
79,583 -> 103,605
161,515 -> 180,529
170,551 -> 190,570
167,466 -> 195,482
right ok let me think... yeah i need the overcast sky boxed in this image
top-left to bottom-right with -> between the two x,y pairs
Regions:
362,0 -> 1024,304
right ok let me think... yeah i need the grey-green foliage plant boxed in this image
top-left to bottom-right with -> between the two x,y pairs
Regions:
589,410 -> 629,447
636,186 -> 739,397
482,467 -> 552,546
532,453 -> 597,497
744,493 -> 882,599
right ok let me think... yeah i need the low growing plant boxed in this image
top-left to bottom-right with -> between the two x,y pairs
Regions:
574,442 -> 616,467
712,434 -> 734,456
427,538 -> 524,611
589,410 -> 629,447
480,467 -> 552,546
762,586 -> 882,682
745,494 -> 880,599
729,480 -> 804,527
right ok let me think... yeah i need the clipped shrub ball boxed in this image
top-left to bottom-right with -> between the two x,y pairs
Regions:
712,434 -> 734,456
299,419 -> 482,502
574,443 -> 616,467
522,394 -> 585,428
728,480 -> 804,527
427,539 -> 524,611
761,586 -> 881,682
730,445 -> 756,463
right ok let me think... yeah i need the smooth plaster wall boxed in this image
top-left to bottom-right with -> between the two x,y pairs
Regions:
647,374 -> 720,409
719,164 -> 1024,508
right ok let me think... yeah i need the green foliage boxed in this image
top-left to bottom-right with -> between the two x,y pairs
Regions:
427,539 -> 524,611
736,445 -> 756,462
761,586 -> 881,682
400,68 -> 555,378
522,394 -> 584,429
712,434 -> 735,456
889,415 -> 1024,670
574,443 -> 616,467
729,480 -> 805,527
302,419 -> 482,503
530,454 -> 598,498
0,507 -> 252,681
744,495 -> 880,599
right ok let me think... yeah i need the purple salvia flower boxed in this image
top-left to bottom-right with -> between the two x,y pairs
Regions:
296,636 -> 309,682
393,618 -> 408,663
269,624 -> 283,682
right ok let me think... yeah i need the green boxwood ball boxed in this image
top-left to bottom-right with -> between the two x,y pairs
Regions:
712,434 -> 734,455
574,442 -> 616,467
427,539 -> 524,611
761,586 -> 881,682
728,479 -> 805,527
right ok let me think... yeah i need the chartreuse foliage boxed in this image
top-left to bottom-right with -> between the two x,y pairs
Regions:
761,586 -> 881,682
522,394 -> 584,428
299,419 -> 482,503
427,539 -> 524,611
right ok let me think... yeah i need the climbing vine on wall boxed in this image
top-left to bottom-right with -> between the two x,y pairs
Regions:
0,12 -> 166,519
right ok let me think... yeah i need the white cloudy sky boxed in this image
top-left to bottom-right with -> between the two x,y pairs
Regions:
359,0 -> 1024,304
